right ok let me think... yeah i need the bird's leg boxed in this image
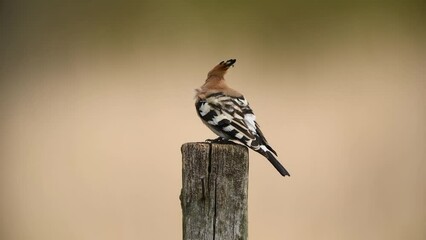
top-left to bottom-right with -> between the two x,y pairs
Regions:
205,137 -> 235,144
205,137 -> 224,142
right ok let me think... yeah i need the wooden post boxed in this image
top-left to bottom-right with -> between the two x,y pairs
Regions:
180,142 -> 249,240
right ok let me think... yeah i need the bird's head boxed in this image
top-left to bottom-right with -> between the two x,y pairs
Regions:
207,59 -> 236,79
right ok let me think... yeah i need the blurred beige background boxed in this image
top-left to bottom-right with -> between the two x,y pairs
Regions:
1,1 -> 425,239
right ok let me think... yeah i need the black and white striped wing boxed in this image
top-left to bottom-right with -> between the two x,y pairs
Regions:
196,93 -> 267,151
196,92 -> 289,176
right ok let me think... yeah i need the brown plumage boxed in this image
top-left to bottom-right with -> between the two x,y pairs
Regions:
195,59 -> 242,99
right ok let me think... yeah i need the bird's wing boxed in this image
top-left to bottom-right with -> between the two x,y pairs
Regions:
196,93 -> 271,151
232,96 -> 278,156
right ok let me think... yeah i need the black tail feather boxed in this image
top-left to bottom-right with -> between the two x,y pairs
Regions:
259,150 -> 290,177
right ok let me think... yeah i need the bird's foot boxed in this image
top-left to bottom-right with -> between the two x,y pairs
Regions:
205,137 -> 234,144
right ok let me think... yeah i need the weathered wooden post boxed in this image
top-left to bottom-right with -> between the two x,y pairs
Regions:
180,142 -> 249,240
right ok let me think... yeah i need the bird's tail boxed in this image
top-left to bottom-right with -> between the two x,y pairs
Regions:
258,149 -> 290,177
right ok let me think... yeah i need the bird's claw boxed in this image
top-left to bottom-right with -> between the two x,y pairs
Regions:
205,137 -> 234,144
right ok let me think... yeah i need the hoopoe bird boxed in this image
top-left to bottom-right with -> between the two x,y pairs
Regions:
195,59 -> 290,177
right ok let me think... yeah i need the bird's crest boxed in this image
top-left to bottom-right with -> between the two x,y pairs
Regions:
207,59 -> 237,78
